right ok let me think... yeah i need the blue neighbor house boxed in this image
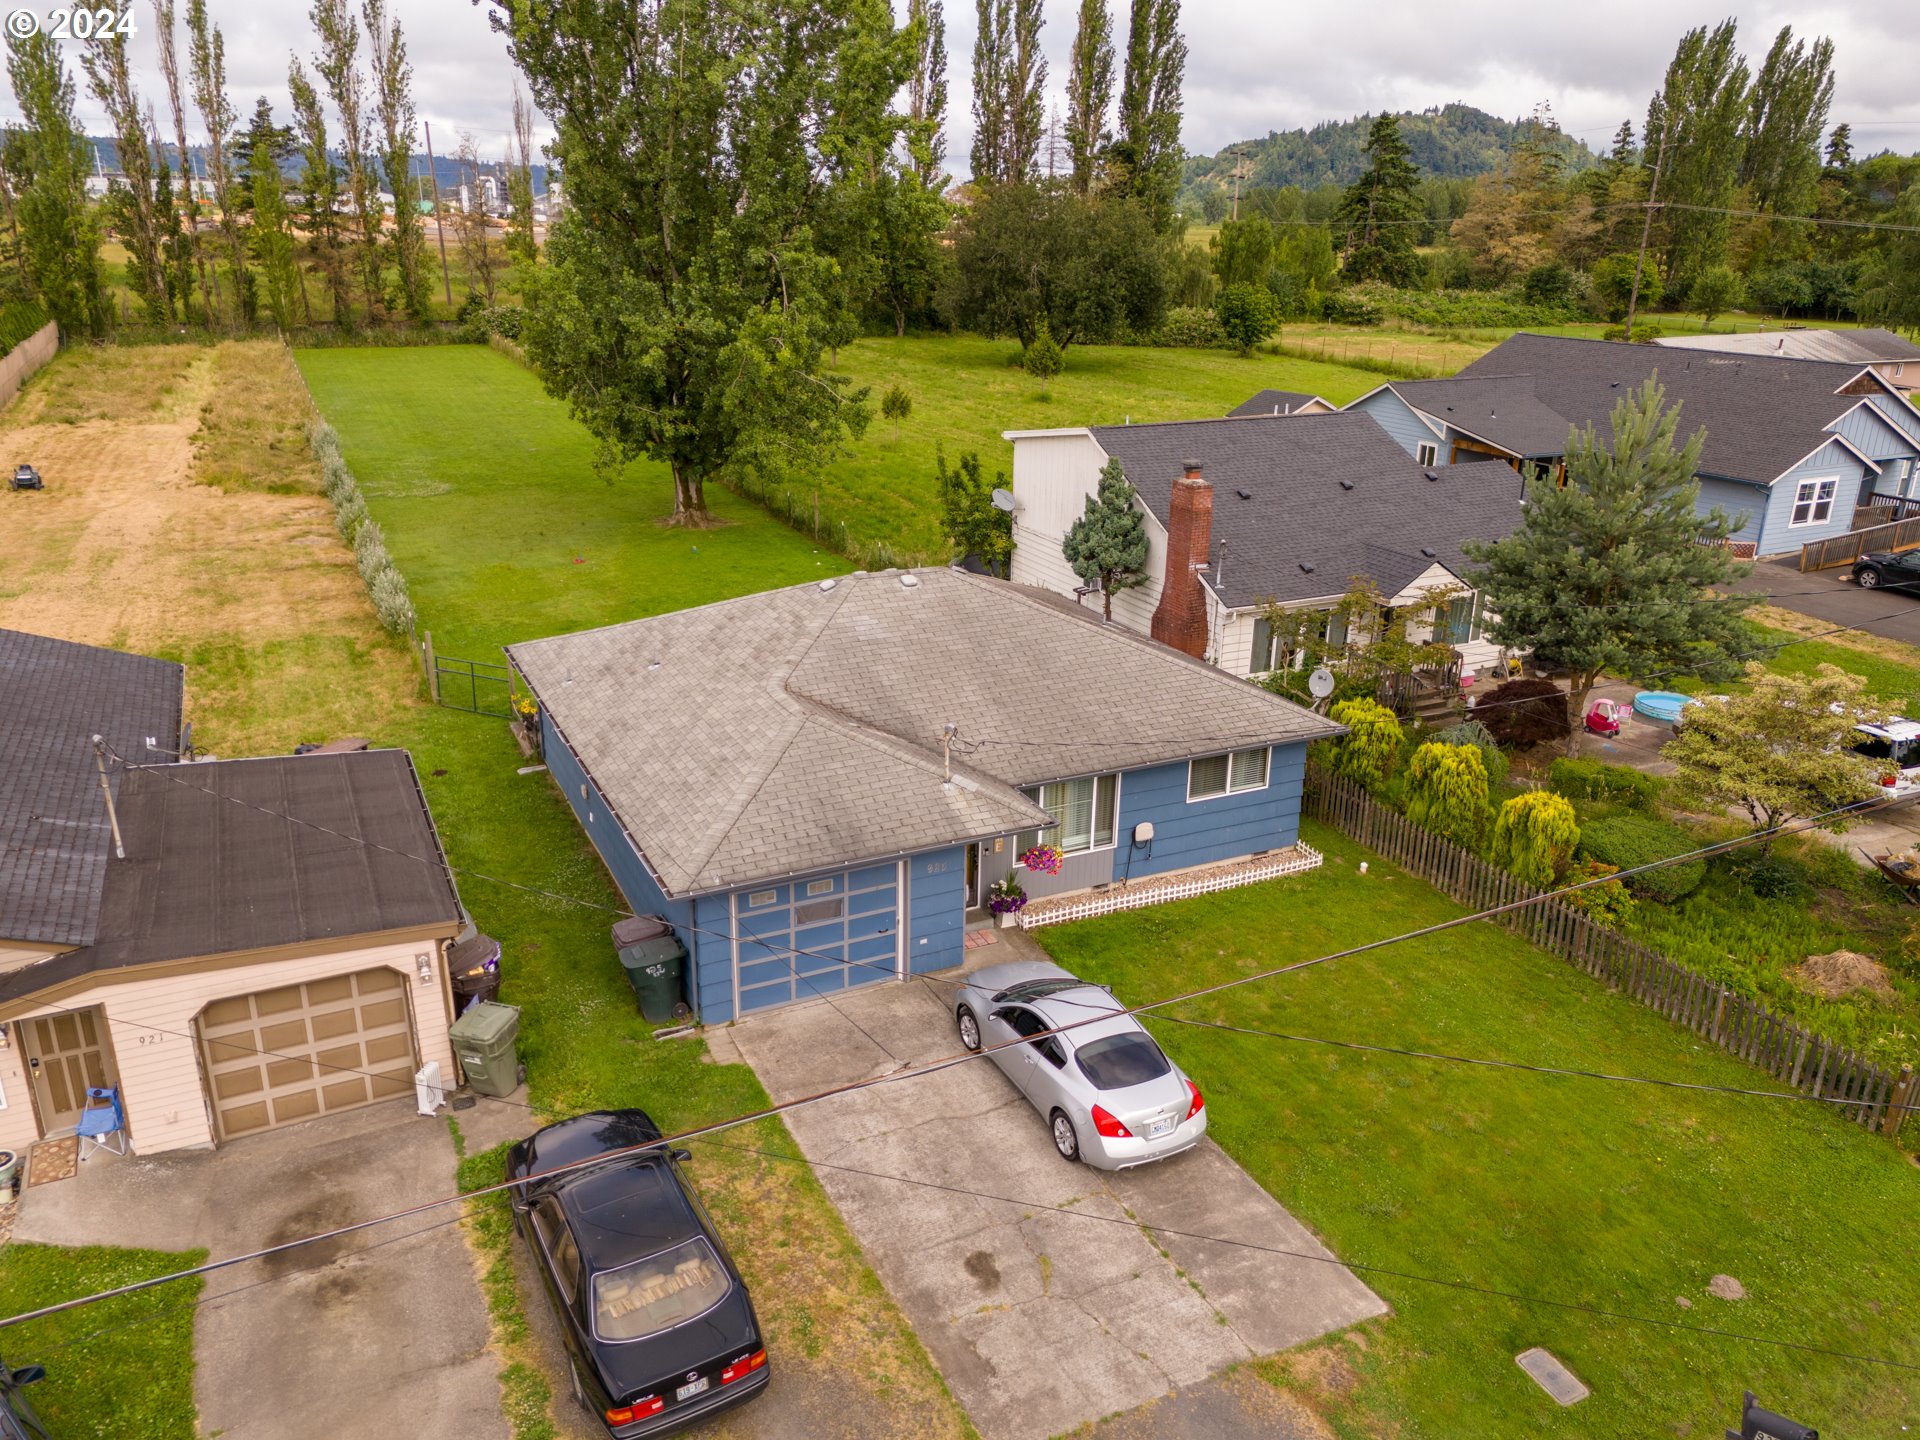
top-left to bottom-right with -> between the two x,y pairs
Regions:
507,568 -> 1339,1021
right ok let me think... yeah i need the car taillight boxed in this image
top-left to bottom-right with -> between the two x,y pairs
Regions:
721,1349 -> 767,1384
606,1396 -> 665,1425
1090,1105 -> 1133,1139
1183,1080 -> 1205,1121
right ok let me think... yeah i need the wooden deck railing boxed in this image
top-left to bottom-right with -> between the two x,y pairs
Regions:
1800,513 -> 1920,571
1304,767 -> 1915,1142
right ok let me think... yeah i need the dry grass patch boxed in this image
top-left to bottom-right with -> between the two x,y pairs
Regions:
7,343 -> 203,425
1750,603 -> 1920,670
191,340 -> 325,495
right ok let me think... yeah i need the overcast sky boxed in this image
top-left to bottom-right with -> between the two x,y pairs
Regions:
6,0 -> 1917,174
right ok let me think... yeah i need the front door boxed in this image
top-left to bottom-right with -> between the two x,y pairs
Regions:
965,844 -> 982,908
21,1007 -> 118,1136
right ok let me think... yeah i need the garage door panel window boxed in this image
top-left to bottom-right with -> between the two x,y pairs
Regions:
1190,747 -> 1270,801
1790,477 -> 1838,527
1016,774 -> 1118,859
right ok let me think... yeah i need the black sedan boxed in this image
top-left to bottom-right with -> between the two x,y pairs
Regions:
1852,549 -> 1920,594
507,1111 -> 769,1437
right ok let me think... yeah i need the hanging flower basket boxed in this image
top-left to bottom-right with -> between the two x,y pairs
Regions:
1020,844 -> 1064,876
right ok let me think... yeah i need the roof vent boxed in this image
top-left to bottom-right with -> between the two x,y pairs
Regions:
818,578 -> 837,592
1424,470 -> 1439,481
1298,561 -> 1315,574
1338,479 -> 1354,490
1235,488 -> 1252,500
647,659 -> 662,672
900,573 -> 920,589
1610,380 -> 1620,387
1420,547 -> 1436,558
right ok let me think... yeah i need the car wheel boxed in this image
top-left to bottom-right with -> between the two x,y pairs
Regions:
1859,568 -> 1882,589
956,1006 -> 981,1053
1050,1110 -> 1081,1162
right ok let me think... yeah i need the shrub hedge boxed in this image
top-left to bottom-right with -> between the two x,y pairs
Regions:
0,299 -> 50,356
1548,757 -> 1663,812
1473,678 -> 1570,749
1578,814 -> 1706,903
307,421 -> 416,636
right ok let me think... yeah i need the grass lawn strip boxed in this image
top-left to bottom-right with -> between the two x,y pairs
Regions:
0,1242 -> 205,1437
1036,820 -> 1920,1439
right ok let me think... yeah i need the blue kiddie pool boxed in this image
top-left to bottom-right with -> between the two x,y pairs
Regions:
1632,691 -> 1697,724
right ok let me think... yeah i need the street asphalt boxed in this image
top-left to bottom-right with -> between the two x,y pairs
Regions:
1734,554 -> 1920,648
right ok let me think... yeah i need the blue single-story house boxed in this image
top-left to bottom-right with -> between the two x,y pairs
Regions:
1344,332 -> 1920,557
506,569 -> 1339,1022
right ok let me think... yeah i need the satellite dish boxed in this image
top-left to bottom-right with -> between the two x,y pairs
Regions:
990,488 -> 1018,513
1307,666 -> 1335,700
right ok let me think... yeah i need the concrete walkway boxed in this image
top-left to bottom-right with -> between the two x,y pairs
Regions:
720,944 -> 1387,1440
12,1099 -> 504,1440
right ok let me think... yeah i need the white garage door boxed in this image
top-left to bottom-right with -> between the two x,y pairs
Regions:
197,968 -> 418,1142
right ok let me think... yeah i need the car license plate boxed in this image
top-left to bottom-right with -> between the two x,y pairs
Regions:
1148,1116 -> 1174,1137
677,1376 -> 710,1401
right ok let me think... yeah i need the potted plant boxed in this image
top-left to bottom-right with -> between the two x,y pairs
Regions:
1020,844 -> 1064,876
512,694 -> 543,757
987,876 -> 1028,927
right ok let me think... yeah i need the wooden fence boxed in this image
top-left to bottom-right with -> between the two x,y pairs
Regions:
1304,768 -> 1916,1142
1799,513 -> 1920,571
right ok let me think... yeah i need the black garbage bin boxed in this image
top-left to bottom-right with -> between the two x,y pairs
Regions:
612,915 -> 689,1023
449,932 -> 502,1014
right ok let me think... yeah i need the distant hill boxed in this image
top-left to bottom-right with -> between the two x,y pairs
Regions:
81,136 -> 552,195
1182,104 -> 1599,199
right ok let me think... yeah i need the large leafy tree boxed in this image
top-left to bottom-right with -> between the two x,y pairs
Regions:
288,57 -> 348,326
1663,664 -> 1882,852
1063,0 -> 1112,197
1335,113 -> 1421,285
970,0 -> 1042,185
4,32 -> 105,335
1108,0 -> 1184,230
945,182 -> 1166,347
1740,27 -> 1833,219
365,0 -> 428,320
247,106 -> 301,329
486,0 -> 900,525
80,36 -> 169,321
1647,21 -> 1750,296
1062,458 -> 1147,619
309,0 -> 382,320
1464,379 -> 1753,756
935,447 -> 1012,575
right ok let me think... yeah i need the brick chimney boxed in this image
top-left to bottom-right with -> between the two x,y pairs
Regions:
1150,461 -> 1212,659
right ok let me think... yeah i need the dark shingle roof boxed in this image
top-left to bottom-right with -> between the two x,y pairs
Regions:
1434,333 -> 1912,481
1228,389 -> 1328,418
0,750 -> 462,1003
1088,412 -> 1526,607
509,569 -> 1340,896
1,629 -> 183,947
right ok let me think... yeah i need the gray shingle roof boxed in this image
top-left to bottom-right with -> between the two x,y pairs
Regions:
1653,328 -> 1920,366
1,629 -> 183,947
0,749 -> 462,1003
1437,333 -> 1912,481
1228,389 -> 1328,418
508,569 -> 1340,896
1089,412 -> 1526,608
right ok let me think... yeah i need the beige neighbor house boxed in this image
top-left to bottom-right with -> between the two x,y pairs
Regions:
1003,406 -> 1525,684
0,628 -> 464,1156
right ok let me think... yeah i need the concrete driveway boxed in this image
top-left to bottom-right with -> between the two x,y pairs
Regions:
719,940 -> 1387,1440
1734,554 -> 1920,647
13,1099 -> 504,1440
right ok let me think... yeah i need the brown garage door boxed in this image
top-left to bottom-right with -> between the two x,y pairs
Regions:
197,968 -> 418,1142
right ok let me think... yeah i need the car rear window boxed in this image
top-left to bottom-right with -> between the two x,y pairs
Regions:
1074,1033 -> 1172,1090
994,978 -> 1083,1003
592,1238 -> 730,1342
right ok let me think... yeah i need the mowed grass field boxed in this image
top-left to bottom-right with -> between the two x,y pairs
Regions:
1040,822 -> 1920,1440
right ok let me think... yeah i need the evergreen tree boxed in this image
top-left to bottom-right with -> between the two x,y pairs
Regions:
904,0 -> 947,186
1110,0 -> 1184,230
249,118 -> 299,329
4,31 -> 105,335
1648,20 -> 1750,297
1064,0 -> 1112,197
80,36 -> 169,321
185,0 -> 244,328
365,0 -> 428,320
288,57 -> 347,326
1335,113 -> 1421,285
1463,379 -> 1753,756
1823,123 -> 1852,174
491,0 -> 898,525
154,154 -> 192,317
1062,457 -> 1147,619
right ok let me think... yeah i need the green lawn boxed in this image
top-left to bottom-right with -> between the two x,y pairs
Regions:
1037,822 -> 1920,1440
822,334 -> 1387,564
294,345 -> 850,659
0,1243 -> 205,1438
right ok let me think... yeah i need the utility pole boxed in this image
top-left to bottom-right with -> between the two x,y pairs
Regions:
423,122 -> 453,307
1623,116 -> 1669,344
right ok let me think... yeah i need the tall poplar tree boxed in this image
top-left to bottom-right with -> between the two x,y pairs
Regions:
484,0 -> 901,524
1064,0 -> 1112,196
504,82 -> 536,264
81,38 -> 168,320
1006,0 -> 1045,183
153,0 -> 213,324
1739,24 -> 1833,269
1648,20 -> 1750,297
1110,0 -> 1184,229
970,0 -> 1008,183
1335,113 -> 1421,285
248,114 -> 299,328
310,0 -> 382,319
905,0 -> 947,186
365,0 -> 427,319
4,31 -> 104,334
186,0 -> 245,325
288,57 -> 346,325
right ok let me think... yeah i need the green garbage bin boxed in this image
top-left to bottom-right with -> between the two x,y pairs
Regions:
449,1000 -> 522,1097
612,915 -> 689,1023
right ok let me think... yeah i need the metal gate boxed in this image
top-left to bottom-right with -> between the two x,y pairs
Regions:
435,654 -> 512,716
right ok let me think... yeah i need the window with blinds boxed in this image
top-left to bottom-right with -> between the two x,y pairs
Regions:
1016,774 -> 1119,857
1188,746 -> 1270,800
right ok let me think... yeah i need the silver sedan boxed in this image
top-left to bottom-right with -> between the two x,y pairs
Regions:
954,960 -> 1206,1170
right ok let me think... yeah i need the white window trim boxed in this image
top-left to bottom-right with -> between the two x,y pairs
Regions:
1415,441 -> 1438,467
1019,773 -> 1122,859
1187,746 -> 1272,803
1787,476 -> 1839,529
